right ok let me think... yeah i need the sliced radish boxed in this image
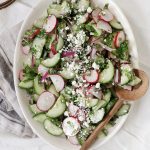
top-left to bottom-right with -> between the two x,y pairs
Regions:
41,72 -> 49,83
43,15 -> 57,33
62,51 -> 75,58
92,8 -> 101,23
99,9 -> 113,22
122,85 -> 133,91
88,86 -> 102,99
114,69 -> 121,84
50,44 -> 57,55
49,51 -> 54,58
97,20 -> 112,33
68,136 -> 79,145
19,70 -> 24,81
29,28 -> 41,40
22,45 -> 30,55
83,70 -> 99,84
90,48 -> 97,59
38,64 -> 49,75
77,109 -> 86,122
49,75 -> 65,92
68,102 -> 79,117
37,92 -> 55,111
62,117 -> 80,136
114,31 -> 126,48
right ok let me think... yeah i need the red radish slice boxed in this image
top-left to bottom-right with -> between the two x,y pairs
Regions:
62,51 -> 75,58
29,28 -> 41,40
38,64 -> 49,75
37,92 -> 55,111
49,75 -> 65,92
22,45 -> 30,55
50,44 -> 57,55
68,136 -> 79,145
99,10 -> 113,22
83,70 -> 99,84
122,85 -> 133,91
90,48 -> 97,59
19,70 -> 24,81
62,117 -> 80,136
114,31 -> 125,48
114,69 -> 121,84
88,86 -> 102,99
77,109 -> 86,122
43,15 -> 57,33
92,8 -> 101,23
97,20 -> 112,33
49,51 -> 54,58
41,72 -> 49,83
68,102 -> 79,117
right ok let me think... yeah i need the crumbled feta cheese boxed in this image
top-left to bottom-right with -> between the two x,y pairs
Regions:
64,111 -> 69,117
87,7 -> 92,13
83,121 -> 89,127
95,83 -> 100,88
65,26 -> 69,30
72,90 -> 76,95
92,62 -> 99,70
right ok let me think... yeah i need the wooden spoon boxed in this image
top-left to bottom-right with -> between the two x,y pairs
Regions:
80,69 -> 149,150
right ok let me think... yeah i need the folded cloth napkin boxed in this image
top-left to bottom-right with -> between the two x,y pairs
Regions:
0,22 -> 36,138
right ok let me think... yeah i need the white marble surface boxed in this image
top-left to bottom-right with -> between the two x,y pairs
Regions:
0,0 -> 150,150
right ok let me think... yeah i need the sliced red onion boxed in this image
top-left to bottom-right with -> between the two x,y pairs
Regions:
19,70 -> 24,81
29,29 -> 40,40
41,72 -> 49,83
92,8 -> 101,23
22,45 -> 30,55
50,44 -> 57,55
122,85 -> 133,91
62,51 -> 75,58
114,69 -> 121,84
32,55 -> 35,67
90,48 -> 97,59
38,64 -> 49,75
88,86 -> 102,99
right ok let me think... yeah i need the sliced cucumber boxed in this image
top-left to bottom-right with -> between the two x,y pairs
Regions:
116,104 -> 130,117
32,94 -> 39,102
33,113 -> 47,123
30,104 -> 42,114
41,53 -> 60,68
19,80 -> 33,89
32,37 -> 46,59
76,0 -> 89,12
44,119 -> 63,136
90,108 -> 105,124
56,36 -> 64,51
86,98 -> 99,108
93,100 -> 107,111
128,76 -> 141,86
99,60 -> 114,84
98,130 -> 106,138
110,18 -> 123,30
23,53 -> 32,67
120,72 -> 130,85
47,95 -> 66,118
48,84 -> 59,97
106,99 -> 117,113
103,89 -> 111,102
34,10 -> 48,28
34,76 -> 45,95
60,68 -> 75,80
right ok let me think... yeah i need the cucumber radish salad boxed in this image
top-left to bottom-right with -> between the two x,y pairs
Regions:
19,0 -> 141,146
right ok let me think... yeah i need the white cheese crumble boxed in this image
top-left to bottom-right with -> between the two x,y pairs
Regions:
121,64 -> 132,71
92,62 -> 99,70
95,83 -> 100,88
87,7 -> 92,13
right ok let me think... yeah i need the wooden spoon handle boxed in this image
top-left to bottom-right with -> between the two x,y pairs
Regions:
80,99 -> 123,150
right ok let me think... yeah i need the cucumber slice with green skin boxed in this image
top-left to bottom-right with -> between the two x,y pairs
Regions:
56,36 -> 64,51
34,76 -> 45,95
98,130 -> 106,138
33,113 -> 47,123
44,119 -> 63,136
30,104 -> 42,114
60,69 -> 75,79
32,37 -> 46,59
41,53 -> 60,68
99,60 -> 114,84
106,99 -> 117,113
90,108 -> 105,124
93,100 -> 107,111
32,94 -> 39,102
46,95 -> 66,118
86,98 -> 99,108
110,18 -> 123,30
116,104 -> 130,117
19,80 -> 33,89
120,72 -> 130,85
103,90 -> 111,102
128,76 -> 141,86
34,10 -> 48,28
48,84 -> 59,97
